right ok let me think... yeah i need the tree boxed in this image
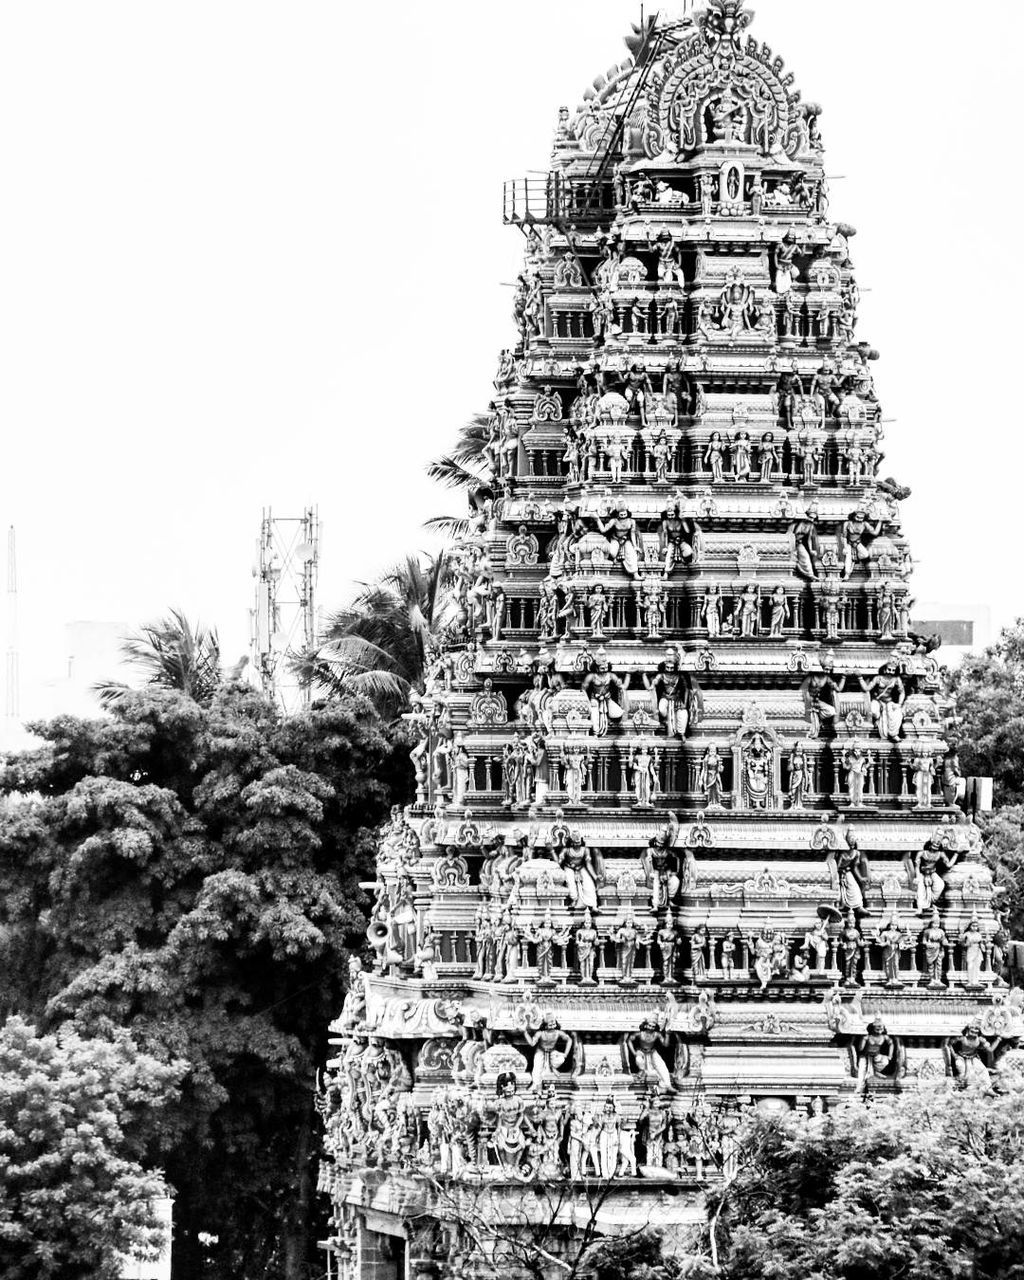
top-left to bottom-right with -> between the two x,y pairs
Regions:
0,681 -> 407,1280
298,411 -> 495,714
0,1015 -> 181,1280
590,1231 -> 715,1280
710,1081 -> 1024,1280
94,609 -> 225,709
426,409 -> 493,497
949,619 -> 1024,940
977,804 -> 1024,940
415,1177 -> 713,1280
951,618 -> 1024,805
297,555 -> 451,712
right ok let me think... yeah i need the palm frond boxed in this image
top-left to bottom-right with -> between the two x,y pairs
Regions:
98,608 -> 223,707
310,550 -> 457,712
337,670 -> 410,704
319,633 -> 405,676
286,649 -> 350,699
448,417 -> 492,467
426,456 -> 488,492
92,680 -> 132,710
423,516 -> 470,538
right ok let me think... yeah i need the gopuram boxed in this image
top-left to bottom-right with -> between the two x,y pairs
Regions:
319,3 -> 1023,1276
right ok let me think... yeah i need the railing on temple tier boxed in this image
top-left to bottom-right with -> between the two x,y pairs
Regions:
502,175 -> 617,227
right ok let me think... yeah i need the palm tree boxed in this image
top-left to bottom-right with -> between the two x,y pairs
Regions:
425,410 -> 497,541
94,609 -> 224,709
296,555 -> 451,715
426,410 -> 492,494
300,413 -> 488,715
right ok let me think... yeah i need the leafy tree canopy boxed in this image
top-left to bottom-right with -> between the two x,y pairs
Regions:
952,618 -> 1024,805
713,1081 -> 1024,1280
978,804 -> 1024,939
0,680 -> 405,1279
0,1015 -> 181,1280
949,619 -> 1024,936
590,1229 -> 715,1280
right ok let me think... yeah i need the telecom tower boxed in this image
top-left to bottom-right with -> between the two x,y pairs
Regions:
6,526 -> 19,726
251,507 -> 320,713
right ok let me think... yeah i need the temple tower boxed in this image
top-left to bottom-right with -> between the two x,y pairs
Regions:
320,4 -> 1022,1276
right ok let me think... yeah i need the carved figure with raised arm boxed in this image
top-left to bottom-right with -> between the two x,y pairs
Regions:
597,506 -> 642,578
905,838 -> 959,914
943,1023 -> 1006,1086
559,835 -> 606,910
802,653 -> 845,738
527,909 -> 573,988
582,651 -> 629,737
860,661 -> 905,742
659,503 -> 700,575
621,1017 -> 676,1092
854,1020 -> 904,1092
644,646 -> 702,738
838,508 -> 883,578
523,1013 -> 575,1091
828,832 -> 871,912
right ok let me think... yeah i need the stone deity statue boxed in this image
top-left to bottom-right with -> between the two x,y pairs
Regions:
523,1014 -> 574,1091
843,744 -> 870,808
628,742 -> 660,809
657,912 -> 679,986
958,912 -> 986,989
575,909 -> 600,986
698,745 -> 726,808
622,1018 -> 675,1092
612,911 -> 651,986
582,654 -> 629,736
907,839 -> 959,914
527,910 -> 572,988
644,646 -> 700,737
920,909 -> 949,989
839,910 -> 864,987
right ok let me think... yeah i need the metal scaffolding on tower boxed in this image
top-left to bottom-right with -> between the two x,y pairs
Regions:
250,507 -> 320,713
6,526 -> 19,725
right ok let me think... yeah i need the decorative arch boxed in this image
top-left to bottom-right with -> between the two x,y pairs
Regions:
643,32 -> 806,160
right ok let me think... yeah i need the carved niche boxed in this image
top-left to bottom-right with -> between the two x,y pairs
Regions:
642,19 -> 804,160
730,703 -> 782,810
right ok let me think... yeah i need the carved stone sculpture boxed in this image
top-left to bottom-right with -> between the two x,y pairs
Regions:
581,651 -> 628,736
854,1020 -> 904,1092
612,910 -> 650,986
644,646 -> 700,738
698,745 -> 726,808
575,909 -> 600,986
920,910 -> 949,989
621,1018 -> 675,1091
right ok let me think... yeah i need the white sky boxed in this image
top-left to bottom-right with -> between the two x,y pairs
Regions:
0,0 -> 1019,726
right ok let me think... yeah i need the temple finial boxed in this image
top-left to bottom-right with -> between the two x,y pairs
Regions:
700,0 -> 755,51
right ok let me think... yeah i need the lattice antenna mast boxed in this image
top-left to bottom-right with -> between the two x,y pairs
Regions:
250,507 -> 320,713
5,527 -> 19,723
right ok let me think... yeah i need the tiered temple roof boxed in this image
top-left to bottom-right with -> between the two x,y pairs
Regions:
320,4 -> 1023,1276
